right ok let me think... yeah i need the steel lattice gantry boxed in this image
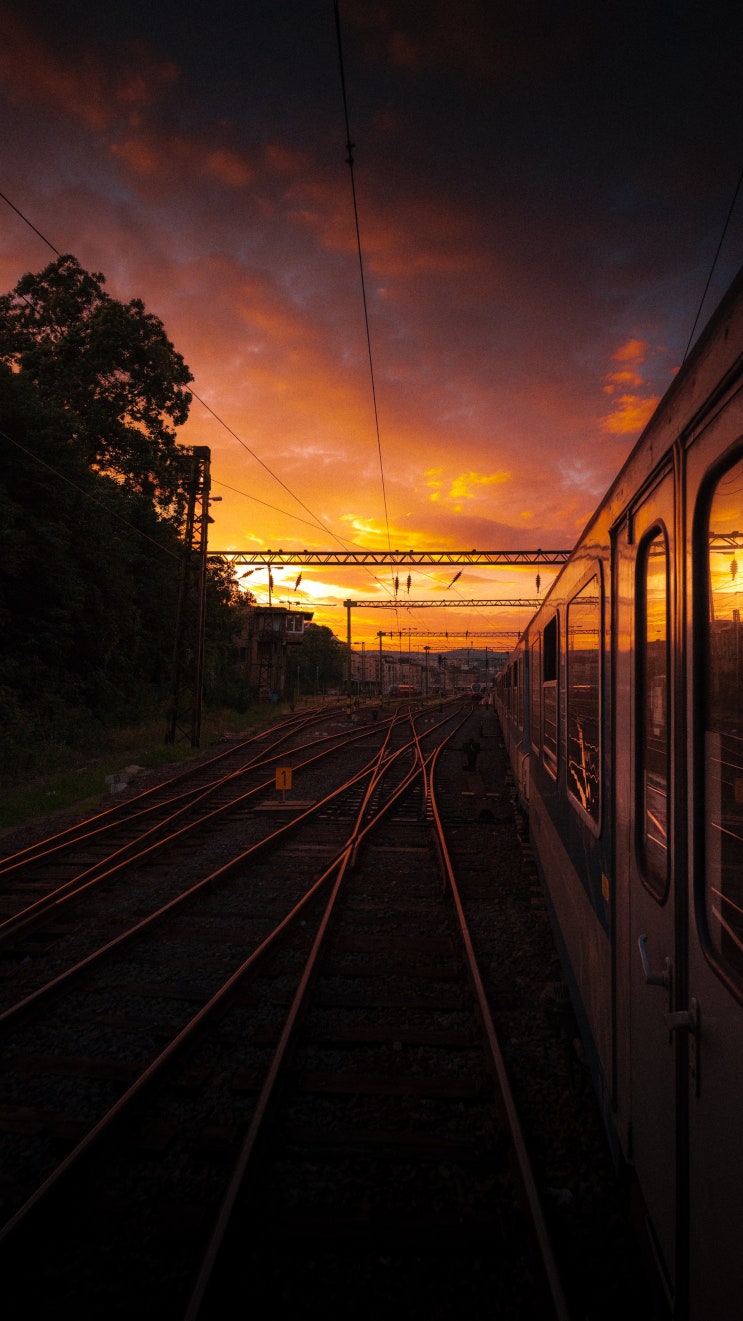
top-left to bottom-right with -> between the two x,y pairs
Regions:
209,547 -> 564,702
340,597 -> 540,696
342,598 -> 540,609
211,549 -> 571,568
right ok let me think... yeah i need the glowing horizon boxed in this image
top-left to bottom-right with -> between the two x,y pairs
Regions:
2,3 -> 741,646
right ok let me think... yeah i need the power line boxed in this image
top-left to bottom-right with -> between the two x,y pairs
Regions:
333,1 -> 396,615
0,189 -> 61,257
191,389 -> 353,551
212,477 -> 345,533
0,429 -> 182,561
683,164 -> 743,363
0,189 -> 362,564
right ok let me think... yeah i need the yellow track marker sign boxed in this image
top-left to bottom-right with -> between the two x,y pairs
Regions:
275,766 -> 292,799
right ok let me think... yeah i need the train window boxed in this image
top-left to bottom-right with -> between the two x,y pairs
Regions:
636,527 -> 670,899
529,635 -> 541,750
542,615 -> 558,774
566,574 -> 601,820
515,656 -> 522,729
702,455 -> 743,984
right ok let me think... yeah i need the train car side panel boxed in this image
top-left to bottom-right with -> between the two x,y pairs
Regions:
614,459 -> 678,1298
495,267 -> 743,1317
525,543 -> 616,1119
529,780 -> 614,1105
685,424 -> 743,1320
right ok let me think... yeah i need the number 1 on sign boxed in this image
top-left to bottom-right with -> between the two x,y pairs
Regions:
276,766 -> 292,799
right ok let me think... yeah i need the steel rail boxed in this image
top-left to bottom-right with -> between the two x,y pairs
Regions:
0,706 -> 334,874
183,708 -> 471,1319
0,709 -> 464,1253
0,708 -> 463,1025
0,716 -> 403,963
0,714 -> 401,943
428,740 -> 571,1321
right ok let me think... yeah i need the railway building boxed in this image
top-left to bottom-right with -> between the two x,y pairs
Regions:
233,604 -> 313,699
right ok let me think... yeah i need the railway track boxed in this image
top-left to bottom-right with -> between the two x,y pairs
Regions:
0,705 -> 435,996
0,706 -> 380,931
0,703 -> 572,1318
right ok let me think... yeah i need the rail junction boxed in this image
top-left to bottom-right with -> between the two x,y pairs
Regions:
0,698 -> 650,1319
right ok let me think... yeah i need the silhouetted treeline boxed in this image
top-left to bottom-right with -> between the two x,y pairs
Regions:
0,256 -> 244,765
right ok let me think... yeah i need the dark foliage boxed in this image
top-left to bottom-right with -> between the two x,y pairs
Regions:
0,254 -> 194,517
0,259 -> 243,764
296,623 -> 347,692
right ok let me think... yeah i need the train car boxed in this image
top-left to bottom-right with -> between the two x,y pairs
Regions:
495,267 -> 743,1320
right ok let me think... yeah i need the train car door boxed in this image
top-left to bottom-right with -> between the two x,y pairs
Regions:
616,464 -> 680,1306
683,441 -> 743,1319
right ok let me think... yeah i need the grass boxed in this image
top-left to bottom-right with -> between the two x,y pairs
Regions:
0,701 -> 299,833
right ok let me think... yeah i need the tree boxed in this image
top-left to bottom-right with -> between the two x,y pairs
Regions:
297,623 -> 346,693
0,258 -> 246,761
0,254 -> 194,516
0,363 -> 186,735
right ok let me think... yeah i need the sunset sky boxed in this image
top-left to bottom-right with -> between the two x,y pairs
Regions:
2,1 -> 742,648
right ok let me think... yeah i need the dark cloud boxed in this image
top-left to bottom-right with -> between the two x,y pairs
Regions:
2,0 -> 742,638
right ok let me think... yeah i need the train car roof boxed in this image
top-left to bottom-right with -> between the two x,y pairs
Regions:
500,263 -> 743,662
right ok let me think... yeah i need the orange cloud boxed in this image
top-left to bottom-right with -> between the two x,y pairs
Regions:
205,149 -> 253,189
264,142 -> 307,174
426,467 -> 510,507
0,11 -> 178,133
602,395 -> 659,435
600,338 -> 659,436
613,337 -> 648,363
603,368 -> 644,393
110,130 -> 255,199
111,137 -> 162,176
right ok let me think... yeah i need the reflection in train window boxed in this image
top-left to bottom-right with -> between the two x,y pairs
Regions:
567,574 -> 601,820
637,528 -> 670,899
529,635 -> 541,751
542,614 -> 558,775
704,455 -> 743,982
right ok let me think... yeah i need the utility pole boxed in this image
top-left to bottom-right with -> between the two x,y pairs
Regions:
345,599 -> 353,704
165,446 -> 211,747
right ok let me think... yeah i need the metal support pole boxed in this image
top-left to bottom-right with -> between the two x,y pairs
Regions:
165,446 -> 211,747
345,599 -> 353,703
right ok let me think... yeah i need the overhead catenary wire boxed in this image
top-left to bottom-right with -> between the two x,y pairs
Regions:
0,429 -> 182,561
0,189 -> 61,257
191,389 -> 354,552
0,189 -> 360,564
333,0 -> 398,624
682,163 -> 743,363
212,478 -> 349,534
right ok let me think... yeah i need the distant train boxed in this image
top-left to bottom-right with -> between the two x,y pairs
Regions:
494,268 -> 743,1319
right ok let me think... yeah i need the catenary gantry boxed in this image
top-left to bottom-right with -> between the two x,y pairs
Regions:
342,598 -> 540,609
211,549 -> 571,568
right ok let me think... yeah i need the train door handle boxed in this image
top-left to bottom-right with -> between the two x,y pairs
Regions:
664,999 -> 701,1097
664,1000 -> 698,1033
638,934 -> 671,988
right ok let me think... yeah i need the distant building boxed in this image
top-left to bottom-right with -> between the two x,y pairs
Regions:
348,647 -> 426,696
234,605 -> 313,698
